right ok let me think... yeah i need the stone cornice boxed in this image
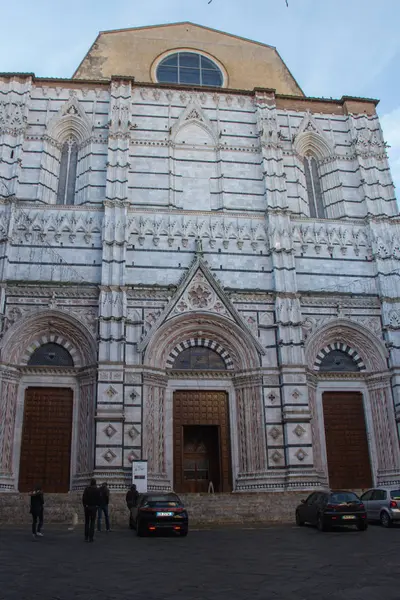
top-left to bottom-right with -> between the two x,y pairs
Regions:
168,369 -> 232,379
233,373 -> 263,388
142,370 -> 168,387
18,366 -> 79,376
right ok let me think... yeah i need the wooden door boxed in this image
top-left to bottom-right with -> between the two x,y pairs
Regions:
323,392 -> 372,490
173,391 -> 231,492
19,387 -> 73,493
182,425 -> 220,493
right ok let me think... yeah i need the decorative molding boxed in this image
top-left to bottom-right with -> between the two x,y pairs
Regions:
305,319 -> 388,373
46,92 -> 93,144
13,209 -> 102,245
0,100 -> 28,135
0,309 -> 97,367
293,112 -> 333,159
128,214 -> 268,251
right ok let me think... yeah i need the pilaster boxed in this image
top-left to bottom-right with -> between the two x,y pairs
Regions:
0,74 -> 31,200
0,365 -> 20,491
142,371 -> 171,491
94,78 -> 133,485
367,373 -> 400,486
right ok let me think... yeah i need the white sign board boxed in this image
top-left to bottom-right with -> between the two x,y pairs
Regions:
132,460 -> 148,493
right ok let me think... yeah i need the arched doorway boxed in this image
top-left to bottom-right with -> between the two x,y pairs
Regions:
0,310 -> 97,492
18,344 -> 74,493
143,313 -> 265,492
306,321 -> 400,489
318,347 -> 372,489
170,345 -> 231,492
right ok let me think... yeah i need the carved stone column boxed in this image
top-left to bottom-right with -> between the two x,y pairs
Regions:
367,374 -> 400,485
0,366 -> 20,491
73,368 -> 96,490
307,374 -> 328,485
142,372 -> 171,491
234,374 -> 266,487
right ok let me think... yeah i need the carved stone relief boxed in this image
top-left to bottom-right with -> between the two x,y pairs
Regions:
171,271 -> 232,321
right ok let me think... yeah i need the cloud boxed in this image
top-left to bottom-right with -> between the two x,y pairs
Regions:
381,107 -> 400,201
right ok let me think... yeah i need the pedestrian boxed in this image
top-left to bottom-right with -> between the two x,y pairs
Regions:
82,478 -> 101,542
30,484 -> 44,540
126,484 -> 139,529
97,482 -> 111,532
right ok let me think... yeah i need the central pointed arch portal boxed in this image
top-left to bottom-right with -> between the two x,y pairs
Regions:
143,312 -> 266,492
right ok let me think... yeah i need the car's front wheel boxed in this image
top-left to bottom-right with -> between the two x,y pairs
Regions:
295,510 -> 304,526
380,511 -> 392,528
357,522 -> 368,531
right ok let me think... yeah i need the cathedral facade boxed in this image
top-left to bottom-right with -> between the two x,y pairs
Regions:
1,22 -> 400,495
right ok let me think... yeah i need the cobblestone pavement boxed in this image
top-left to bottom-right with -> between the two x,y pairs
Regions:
1,523 -> 400,600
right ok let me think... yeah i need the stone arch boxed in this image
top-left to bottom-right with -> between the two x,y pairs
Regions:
171,103 -> 218,146
22,336 -> 79,367
0,310 -> 97,367
145,312 -> 260,371
166,338 -> 234,370
46,95 -> 92,145
305,319 -> 388,373
174,120 -> 217,146
314,342 -> 366,371
294,130 -> 332,160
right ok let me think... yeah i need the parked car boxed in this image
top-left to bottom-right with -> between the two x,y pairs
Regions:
360,487 -> 400,527
131,492 -> 189,537
295,490 -> 368,531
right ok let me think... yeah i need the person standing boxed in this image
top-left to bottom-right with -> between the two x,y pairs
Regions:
97,482 -> 110,532
82,478 -> 100,542
30,484 -> 44,540
126,484 -> 139,529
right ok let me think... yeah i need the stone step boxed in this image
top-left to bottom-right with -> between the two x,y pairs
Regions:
0,492 -> 308,526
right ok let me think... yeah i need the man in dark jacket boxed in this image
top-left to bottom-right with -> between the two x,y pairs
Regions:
126,484 -> 139,529
30,484 -> 44,539
82,478 -> 101,542
97,482 -> 110,532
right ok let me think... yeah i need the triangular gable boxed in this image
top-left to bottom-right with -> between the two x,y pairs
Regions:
137,256 -> 265,354
297,111 -> 326,138
293,111 -> 333,158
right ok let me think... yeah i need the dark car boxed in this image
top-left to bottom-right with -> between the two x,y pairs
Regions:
131,492 -> 189,537
295,490 -> 368,531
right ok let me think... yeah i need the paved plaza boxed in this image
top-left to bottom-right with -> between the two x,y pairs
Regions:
1,523 -> 400,599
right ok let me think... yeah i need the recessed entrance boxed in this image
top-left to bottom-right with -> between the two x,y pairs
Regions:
19,387 -> 73,493
173,390 -> 231,492
182,425 -> 220,492
323,391 -> 372,490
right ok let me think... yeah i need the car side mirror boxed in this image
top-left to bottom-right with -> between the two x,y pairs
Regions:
301,499 -> 306,504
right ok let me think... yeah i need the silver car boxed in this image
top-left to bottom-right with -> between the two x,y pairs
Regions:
360,487 -> 400,527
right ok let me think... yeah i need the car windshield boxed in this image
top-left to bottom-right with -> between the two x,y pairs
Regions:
330,492 -> 359,503
390,490 -> 400,500
143,496 -> 180,507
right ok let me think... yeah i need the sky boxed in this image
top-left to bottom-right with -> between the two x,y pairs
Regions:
1,0 -> 399,194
